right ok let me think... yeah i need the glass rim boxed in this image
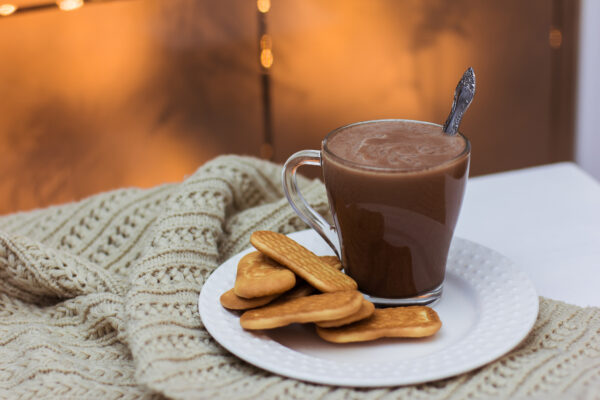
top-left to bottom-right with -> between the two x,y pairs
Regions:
321,119 -> 471,173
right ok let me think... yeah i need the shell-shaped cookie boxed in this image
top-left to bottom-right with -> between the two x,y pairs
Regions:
234,251 -> 296,298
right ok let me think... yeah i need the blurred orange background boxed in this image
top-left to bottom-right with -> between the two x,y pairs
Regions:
0,0 -> 578,214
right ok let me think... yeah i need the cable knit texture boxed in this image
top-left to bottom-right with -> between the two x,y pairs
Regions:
0,155 -> 598,399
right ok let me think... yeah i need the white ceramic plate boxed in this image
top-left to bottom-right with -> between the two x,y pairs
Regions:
199,230 -> 538,387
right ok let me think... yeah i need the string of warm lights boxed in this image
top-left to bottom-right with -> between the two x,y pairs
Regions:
0,3 -> 16,15
258,0 -> 273,70
58,0 -> 83,11
260,33 -> 273,69
0,0 -> 128,17
257,0 -> 273,160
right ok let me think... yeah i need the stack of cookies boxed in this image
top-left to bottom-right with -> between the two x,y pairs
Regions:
220,231 -> 441,343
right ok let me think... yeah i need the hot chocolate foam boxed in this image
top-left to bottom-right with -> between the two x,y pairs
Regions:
325,120 -> 466,170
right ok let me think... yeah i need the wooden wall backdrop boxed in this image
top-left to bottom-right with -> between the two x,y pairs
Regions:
0,0 -> 578,214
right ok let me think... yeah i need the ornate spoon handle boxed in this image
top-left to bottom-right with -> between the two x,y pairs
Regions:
443,67 -> 476,135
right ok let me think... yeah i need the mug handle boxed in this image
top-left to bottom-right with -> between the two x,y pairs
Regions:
282,150 -> 341,258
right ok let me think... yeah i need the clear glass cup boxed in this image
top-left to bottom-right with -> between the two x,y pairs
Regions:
282,119 -> 470,305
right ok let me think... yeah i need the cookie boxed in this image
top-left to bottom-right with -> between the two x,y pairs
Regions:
319,255 -> 343,271
221,254 -> 341,310
315,306 -> 442,343
250,231 -> 357,293
315,298 -> 375,328
234,251 -> 296,298
276,281 -> 314,302
275,256 -> 343,301
240,290 -> 363,330
220,289 -> 278,310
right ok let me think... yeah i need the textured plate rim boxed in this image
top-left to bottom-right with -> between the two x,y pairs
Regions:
199,230 -> 539,387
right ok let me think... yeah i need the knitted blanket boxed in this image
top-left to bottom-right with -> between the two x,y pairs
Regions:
0,155 -> 598,399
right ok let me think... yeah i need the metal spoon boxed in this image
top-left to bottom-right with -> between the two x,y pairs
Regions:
443,67 -> 476,135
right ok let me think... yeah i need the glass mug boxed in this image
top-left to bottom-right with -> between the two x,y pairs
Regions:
282,119 -> 470,305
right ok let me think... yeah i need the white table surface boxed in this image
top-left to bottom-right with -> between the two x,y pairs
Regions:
455,162 -> 600,308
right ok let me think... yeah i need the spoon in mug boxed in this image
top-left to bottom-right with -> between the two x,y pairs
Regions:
443,67 -> 476,135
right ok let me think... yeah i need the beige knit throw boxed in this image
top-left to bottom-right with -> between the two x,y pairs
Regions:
0,155 -> 598,399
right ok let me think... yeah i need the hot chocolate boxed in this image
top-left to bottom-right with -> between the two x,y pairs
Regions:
322,120 -> 469,299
